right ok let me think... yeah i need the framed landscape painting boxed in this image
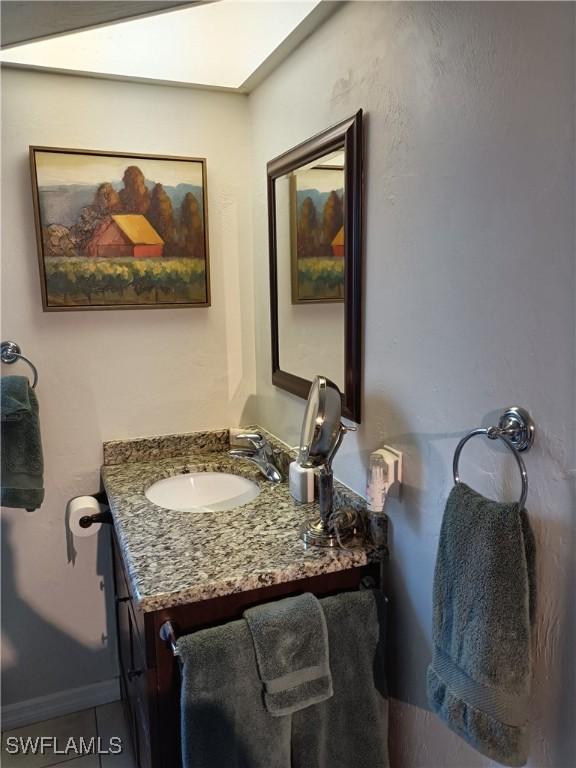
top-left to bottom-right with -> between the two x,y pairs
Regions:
29,146 -> 210,310
290,164 -> 345,304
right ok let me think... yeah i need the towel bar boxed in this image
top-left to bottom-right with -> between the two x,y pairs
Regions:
157,579 -> 381,661
1,341 -> 38,388
452,406 -> 535,508
160,620 -> 180,657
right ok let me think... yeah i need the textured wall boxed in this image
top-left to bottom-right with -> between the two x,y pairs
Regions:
249,3 -> 575,766
0,69 -> 256,705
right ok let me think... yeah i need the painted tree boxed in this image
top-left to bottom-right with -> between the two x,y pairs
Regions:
93,182 -> 122,214
297,196 -> 318,258
321,191 -> 343,255
179,192 -> 204,259
43,224 -> 77,258
71,206 -> 110,254
119,165 -> 150,214
148,183 -> 177,256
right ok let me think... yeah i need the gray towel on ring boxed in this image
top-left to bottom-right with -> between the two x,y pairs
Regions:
1,375 -> 44,511
426,483 -> 536,767
244,592 -> 332,716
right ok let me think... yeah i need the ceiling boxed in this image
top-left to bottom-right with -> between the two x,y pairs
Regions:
1,1 -> 201,48
0,0 -> 333,91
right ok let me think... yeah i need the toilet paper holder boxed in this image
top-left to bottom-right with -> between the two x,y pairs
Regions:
79,509 -> 112,529
78,491 -> 112,529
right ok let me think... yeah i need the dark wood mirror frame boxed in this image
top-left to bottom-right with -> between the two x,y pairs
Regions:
267,110 -> 363,423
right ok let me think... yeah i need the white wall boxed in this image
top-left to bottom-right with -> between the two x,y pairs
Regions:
249,2 -> 575,766
0,68 -> 255,707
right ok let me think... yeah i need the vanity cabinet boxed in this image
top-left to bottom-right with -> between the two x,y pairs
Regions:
112,531 -> 378,768
103,427 -> 380,768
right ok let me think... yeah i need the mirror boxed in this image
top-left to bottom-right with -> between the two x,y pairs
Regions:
267,110 -> 363,422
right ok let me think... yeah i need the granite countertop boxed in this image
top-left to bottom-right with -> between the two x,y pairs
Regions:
101,427 -> 373,612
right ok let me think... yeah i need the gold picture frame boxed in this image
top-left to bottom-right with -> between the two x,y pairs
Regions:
30,146 -> 211,311
289,165 -> 345,305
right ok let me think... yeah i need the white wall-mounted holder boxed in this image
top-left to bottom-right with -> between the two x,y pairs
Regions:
367,446 -> 404,512
379,446 -> 403,498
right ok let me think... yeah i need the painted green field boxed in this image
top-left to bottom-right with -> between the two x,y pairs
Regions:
297,257 -> 344,301
44,257 -> 207,306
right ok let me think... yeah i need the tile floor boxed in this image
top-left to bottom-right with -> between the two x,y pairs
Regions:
1,701 -> 137,768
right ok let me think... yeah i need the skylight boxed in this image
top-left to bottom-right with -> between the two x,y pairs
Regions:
0,1 -> 322,90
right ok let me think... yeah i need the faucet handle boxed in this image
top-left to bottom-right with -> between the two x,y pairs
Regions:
235,432 -> 265,449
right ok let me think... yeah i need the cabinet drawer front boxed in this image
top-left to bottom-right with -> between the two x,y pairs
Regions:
131,668 -> 152,768
116,597 -> 132,679
117,599 -> 147,679
113,535 -> 149,665
120,666 -> 152,768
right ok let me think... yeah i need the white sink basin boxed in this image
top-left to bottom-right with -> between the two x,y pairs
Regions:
144,472 -> 260,513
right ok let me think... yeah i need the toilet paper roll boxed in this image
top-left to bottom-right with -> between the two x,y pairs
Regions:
67,496 -> 102,538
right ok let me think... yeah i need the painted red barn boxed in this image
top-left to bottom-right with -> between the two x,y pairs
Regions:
331,226 -> 344,258
87,214 -> 164,258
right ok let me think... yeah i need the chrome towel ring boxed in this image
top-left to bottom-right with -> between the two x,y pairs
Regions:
452,407 -> 535,509
1,341 -> 38,388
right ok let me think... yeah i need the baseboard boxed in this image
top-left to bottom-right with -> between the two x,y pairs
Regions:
1,678 -> 120,731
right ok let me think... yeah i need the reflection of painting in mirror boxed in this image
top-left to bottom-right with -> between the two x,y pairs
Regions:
30,147 -> 210,311
290,165 -> 344,304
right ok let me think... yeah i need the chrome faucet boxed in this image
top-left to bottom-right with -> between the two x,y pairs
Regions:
228,432 -> 282,483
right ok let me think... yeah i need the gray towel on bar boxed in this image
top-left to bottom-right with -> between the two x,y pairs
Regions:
177,589 -> 389,768
426,483 -> 536,767
1,376 -> 44,511
243,592 -> 332,715
291,590 -> 390,768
